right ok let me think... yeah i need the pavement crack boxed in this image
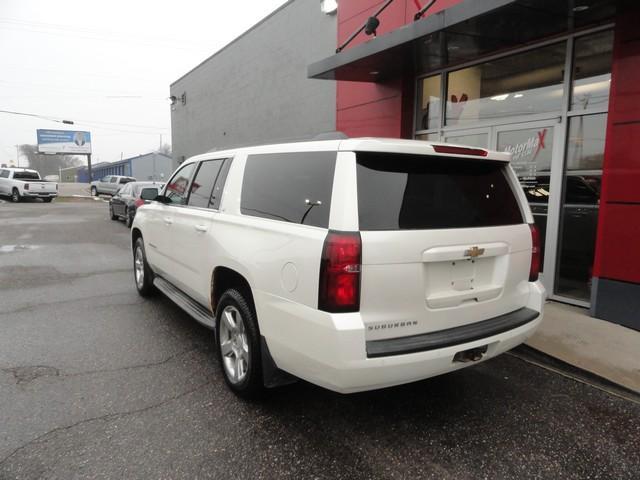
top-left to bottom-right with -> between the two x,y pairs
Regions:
1,365 -> 60,384
1,348 -> 199,385
64,347 -> 199,377
0,291 -> 139,316
0,380 -> 211,469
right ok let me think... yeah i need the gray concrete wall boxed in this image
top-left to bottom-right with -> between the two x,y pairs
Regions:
170,0 -> 337,162
131,153 -> 175,181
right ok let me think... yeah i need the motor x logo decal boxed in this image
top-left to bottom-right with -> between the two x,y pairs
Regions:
533,129 -> 547,160
504,128 -> 548,162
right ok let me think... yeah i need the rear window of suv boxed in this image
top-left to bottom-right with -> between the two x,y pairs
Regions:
241,152 -> 335,228
356,152 -> 523,230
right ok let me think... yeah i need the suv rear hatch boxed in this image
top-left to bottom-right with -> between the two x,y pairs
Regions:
355,151 -> 533,343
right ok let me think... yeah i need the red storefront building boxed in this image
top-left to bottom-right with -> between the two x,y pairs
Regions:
309,0 -> 640,330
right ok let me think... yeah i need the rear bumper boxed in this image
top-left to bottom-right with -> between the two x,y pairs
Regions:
366,307 -> 539,358
23,192 -> 57,198
261,281 -> 545,394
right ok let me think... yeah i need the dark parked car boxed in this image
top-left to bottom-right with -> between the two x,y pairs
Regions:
109,181 -> 165,227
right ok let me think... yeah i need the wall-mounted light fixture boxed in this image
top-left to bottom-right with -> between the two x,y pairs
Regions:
320,0 -> 338,15
168,93 -> 187,107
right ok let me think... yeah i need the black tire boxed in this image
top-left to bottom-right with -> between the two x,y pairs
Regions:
11,188 -> 20,203
133,237 -> 155,297
109,205 -> 118,220
125,208 -> 134,228
215,289 -> 263,399
91,186 -> 98,196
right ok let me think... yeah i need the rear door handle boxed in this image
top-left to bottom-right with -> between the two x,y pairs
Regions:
194,224 -> 208,233
164,217 -> 173,225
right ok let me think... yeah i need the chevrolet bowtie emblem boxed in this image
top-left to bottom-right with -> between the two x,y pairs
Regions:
464,246 -> 485,258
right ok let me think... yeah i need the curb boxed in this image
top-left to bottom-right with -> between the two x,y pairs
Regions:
511,345 -> 640,403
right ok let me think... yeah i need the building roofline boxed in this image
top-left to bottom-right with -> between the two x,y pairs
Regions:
170,0 -> 296,87
74,152 -> 172,172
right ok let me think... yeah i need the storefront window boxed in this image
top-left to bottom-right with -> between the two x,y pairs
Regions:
498,125 -> 556,272
566,113 -> 607,170
415,132 -> 439,142
444,132 -> 488,148
571,30 -> 613,111
445,42 -> 566,127
416,75 -> 441,131
556,114 -> 607,301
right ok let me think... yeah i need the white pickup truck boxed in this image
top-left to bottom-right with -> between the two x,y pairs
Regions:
0,167 -> 58,203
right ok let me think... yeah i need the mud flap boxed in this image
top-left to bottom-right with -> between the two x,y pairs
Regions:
260,336 -> 298,388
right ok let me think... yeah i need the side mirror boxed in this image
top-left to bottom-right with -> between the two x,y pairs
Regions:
140,188 -> 159,201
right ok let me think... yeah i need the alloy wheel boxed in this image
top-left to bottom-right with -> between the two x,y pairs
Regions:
219,305 -> 250,384
134,246 -> 145,290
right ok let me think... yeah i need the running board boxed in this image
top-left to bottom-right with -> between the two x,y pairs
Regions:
153,276 -> 216,329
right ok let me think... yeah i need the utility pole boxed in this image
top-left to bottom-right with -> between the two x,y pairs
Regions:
87,153 -> 93,183
15,145 -> 19,168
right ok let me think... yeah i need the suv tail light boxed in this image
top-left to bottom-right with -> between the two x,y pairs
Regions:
319,231 -> 361,313
135,198 -> 144,208
529,223 -> 541,282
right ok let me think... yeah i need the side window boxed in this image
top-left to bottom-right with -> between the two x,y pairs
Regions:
187,159 -> 224,208
110,177 -> 118,183
241,152 -> 335,228
165,163 -> 196,205
210,158 -> 232,210
101,176 -> 110,182
0,170 -> 8,178
119,178 -> 131,184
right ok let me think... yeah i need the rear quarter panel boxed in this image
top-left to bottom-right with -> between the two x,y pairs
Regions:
210,152 -> 329,341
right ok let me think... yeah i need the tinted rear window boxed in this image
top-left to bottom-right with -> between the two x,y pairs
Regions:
241,152 -> 335,228
356,152 -> 523,230
133,183 -> 163,196
13,171 -> 40,180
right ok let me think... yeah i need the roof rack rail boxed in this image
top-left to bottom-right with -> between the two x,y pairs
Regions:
206,131 -> 348,152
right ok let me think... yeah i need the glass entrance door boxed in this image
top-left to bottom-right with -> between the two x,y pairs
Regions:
444,128 -> 490,149
495,120 -> 562,291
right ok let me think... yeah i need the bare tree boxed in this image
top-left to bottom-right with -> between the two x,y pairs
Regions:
18,144 -> 82,176
158,144 -> 172,156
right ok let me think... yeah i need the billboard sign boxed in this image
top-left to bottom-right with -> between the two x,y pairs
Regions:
37,129 -> 92,154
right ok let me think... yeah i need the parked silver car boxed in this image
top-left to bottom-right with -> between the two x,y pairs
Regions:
91,175 -> 136,196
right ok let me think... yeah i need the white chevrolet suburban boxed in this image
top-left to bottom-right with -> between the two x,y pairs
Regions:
131,138 -> 545,398
0,168 -> 58,202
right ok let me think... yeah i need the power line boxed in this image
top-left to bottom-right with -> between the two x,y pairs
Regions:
0,109 -> 73,124
0,79 -> 164,98
0,109 -> 170,134
0,19 -> 212,53
0,17 -> 207,48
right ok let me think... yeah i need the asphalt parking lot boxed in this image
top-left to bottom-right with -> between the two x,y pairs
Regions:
1,200 -> 639,479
